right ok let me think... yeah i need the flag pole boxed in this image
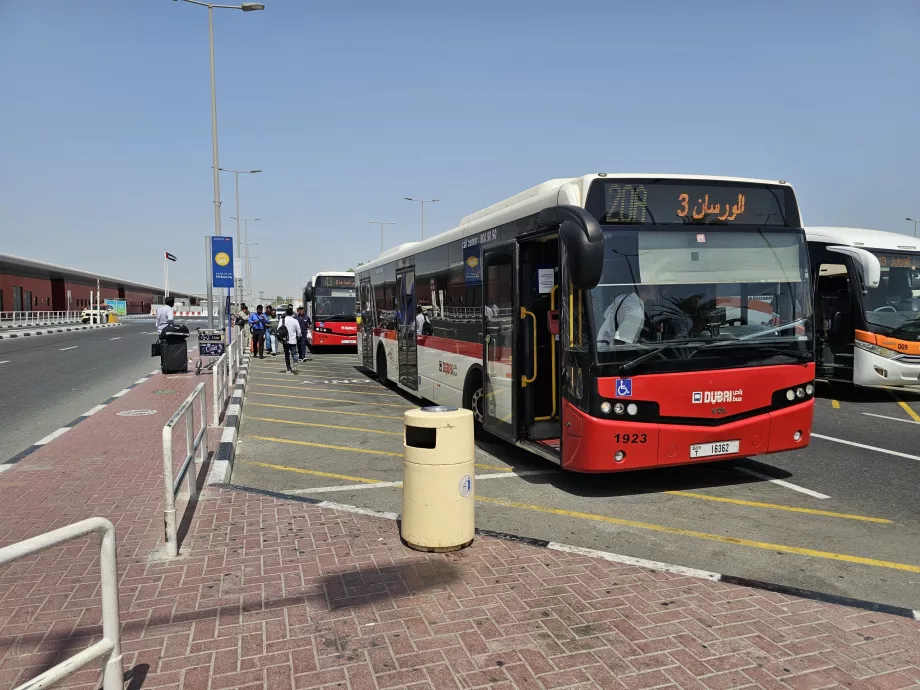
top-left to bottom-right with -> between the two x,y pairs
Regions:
164,253 -> 170,298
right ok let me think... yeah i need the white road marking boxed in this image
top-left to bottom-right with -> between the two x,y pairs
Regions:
59,346 -> 78,351
35,428 -> 71,445
734,466 -> 830,499
110,337 -> 121,340
862,412 -> 919,425
812,433 -> 920,463
0,361 -> 9,365
283,469 -> 551,496
82,404 -> 107,417
112,389 -> 131,398
134,377 -> 149,385
547,542 -> 721,581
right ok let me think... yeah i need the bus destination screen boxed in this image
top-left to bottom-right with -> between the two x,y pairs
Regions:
315,276 -> 355,288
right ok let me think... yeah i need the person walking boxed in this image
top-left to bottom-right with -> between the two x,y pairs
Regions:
247,304 -> 268,359
266,306 -> 280,356
279,306 -> 302,374
295,306 -> 312,362
236,303 -> 250,353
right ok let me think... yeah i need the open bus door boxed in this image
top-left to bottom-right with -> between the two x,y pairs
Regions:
359,278 -> 374,370
481,243 -> 517,441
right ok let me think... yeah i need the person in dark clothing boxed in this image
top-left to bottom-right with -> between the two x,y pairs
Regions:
295,306 -> 312,361
247,304 -> 269,358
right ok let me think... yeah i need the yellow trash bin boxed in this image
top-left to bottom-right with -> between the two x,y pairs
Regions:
401,406 -> 475,552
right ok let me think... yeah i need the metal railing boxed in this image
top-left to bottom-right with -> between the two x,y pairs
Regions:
162,383 -> 207,557
0,311 -> 83,328
211,352 -> 229,428
0,517 -> 123,690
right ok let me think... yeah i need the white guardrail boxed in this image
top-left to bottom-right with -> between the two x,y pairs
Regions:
0,517 -> 124,690
162,382 -> 207,557
211,337 -> 242,427
0,311 -> 83,328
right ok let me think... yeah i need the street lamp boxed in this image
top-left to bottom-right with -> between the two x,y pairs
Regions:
906,218 -> 919,238
173,0 -> 264,330
370,220 -> 396,253
232,218 -> 261,303
220,167 -> 261,310
404,197 -> 440,240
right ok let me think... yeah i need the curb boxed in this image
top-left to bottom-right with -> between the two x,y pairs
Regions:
0,322 -> 122,339
206,352 -> 251,486
0,368 -> 161,470
223,482 -> 920,622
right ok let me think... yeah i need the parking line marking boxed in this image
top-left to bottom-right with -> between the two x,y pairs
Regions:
251,390 -> 411,408
110,337 -> 121,340
733,467 -> 830,499
475,496 -> 920,573
895,398 -> 920,424
664,491 -> 890,523
812,433 -> 920,463
862,412 -> 919,425
59,346 -> 78,351
831,400 -> 840,409
248,416 -> 402,436
547,542 -> 721,581
283,469 -> 553,495
250,402 -> 404,420
249,435 -> 403,457
252,381 -> 400,397
0,361 -> 9,365
241,460 -> 385,483
35,428 -> 71,445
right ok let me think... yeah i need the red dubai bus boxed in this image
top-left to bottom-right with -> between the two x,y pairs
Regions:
356,175 -> 815,472
303,272 -> 359,349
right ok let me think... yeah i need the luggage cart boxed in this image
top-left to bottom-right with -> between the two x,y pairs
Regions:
195,328 -> 226,376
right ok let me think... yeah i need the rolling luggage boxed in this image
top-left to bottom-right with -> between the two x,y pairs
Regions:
161,340 -> 188,374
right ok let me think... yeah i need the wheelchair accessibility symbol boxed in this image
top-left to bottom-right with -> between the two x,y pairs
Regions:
615,378 -> 632,397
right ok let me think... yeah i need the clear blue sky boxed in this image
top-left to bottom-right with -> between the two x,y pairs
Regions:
2,0 -> 918,299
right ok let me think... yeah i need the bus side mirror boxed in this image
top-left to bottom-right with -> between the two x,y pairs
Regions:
538,205 -> 605,291
827,246 -> 881,291
303,282 -> 313,302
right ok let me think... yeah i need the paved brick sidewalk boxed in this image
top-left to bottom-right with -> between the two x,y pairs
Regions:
1,377 -> 919,689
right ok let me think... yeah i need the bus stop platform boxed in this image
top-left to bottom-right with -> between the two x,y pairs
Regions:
0,358 -> 918,689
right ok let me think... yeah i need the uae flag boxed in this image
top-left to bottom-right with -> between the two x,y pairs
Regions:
165,251 -> 178,262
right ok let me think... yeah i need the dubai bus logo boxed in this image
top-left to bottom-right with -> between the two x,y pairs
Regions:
693,390 -> 743,403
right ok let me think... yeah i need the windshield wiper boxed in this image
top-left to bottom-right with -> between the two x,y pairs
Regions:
618,341 -> 699,376
688,341 -> 813,362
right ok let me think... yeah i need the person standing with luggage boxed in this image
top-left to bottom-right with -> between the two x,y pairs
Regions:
156,296 -> 176,337
248,304 -> 268,359
295,306 -> 311,362
279,306 -> 302,374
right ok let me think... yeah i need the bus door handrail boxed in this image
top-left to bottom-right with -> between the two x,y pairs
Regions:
520,306 -> 537,387
535,284 -> 559,421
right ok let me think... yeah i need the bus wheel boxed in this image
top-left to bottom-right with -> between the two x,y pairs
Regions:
464,370 -> 487,439
376,346 -> 388,384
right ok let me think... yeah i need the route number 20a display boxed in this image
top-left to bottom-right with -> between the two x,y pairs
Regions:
613,433 -> 647,444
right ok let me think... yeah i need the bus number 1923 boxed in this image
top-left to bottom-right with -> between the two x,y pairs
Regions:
613,433 -> 647,444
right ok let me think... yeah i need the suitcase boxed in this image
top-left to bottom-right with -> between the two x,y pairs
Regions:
160,340 -> 188,374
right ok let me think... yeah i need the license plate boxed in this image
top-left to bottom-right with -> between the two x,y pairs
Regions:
341,339 -> 356,344
690,440 -> 740,458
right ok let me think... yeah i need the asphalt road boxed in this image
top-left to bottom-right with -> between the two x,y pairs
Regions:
0,317 -> 208,461
233,353 -> 920,612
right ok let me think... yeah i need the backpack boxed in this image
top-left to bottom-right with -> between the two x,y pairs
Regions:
277,318 -> 289,342
421,313 -> 433,336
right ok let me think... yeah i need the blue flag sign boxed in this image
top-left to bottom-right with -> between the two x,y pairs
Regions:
211,236 -> 234,288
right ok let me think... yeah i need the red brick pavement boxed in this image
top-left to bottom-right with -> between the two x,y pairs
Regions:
0,375 -> 918,689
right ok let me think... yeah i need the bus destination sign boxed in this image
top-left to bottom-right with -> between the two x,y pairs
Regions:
316,276 -> 355,288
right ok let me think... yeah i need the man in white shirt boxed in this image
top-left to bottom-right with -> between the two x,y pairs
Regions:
415,306 -> 428,335
596,285 -> 657,347
155,296 -> 176,336
280,306 -> 302,374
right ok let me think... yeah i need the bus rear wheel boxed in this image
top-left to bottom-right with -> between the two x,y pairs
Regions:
376,346 -> 388,384
464,370 -> 487,440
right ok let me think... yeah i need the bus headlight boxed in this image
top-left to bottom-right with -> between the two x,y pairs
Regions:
626,404 -> 638,416
854,340 -> 900,359
796,387 -> 805,398
805,384 -> 814,396
614,450 -> 626,462
600,401 -> 612,414
613,403 -> 625,415
786,389 -> 796,401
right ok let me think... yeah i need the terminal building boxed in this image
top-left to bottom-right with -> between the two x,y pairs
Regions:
0,252 -> 200,315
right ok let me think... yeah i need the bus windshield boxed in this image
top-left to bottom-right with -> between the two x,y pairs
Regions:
862,251 -> 920,336
313,287 -> 356,321
589,228 -> 813,368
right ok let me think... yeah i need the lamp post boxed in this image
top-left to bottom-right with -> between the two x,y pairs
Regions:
220,167 -> 261,310
906,217 -> 919,238
403,197 -> 439,240
369,220 -> 396,253
232,218 -> 261,303
173,0 -> 264,330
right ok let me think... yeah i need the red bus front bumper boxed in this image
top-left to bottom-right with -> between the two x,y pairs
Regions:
561,398 -> 814,473
311,330 -> 358,347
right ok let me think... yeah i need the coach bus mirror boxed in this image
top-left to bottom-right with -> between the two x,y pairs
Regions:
538,205 -> 605,291
304,282 -> 313,302
827,246 -> 881,291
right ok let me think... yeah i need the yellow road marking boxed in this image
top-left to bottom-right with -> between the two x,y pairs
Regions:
895,397 -> 920,423
664,491 -> 891,523
240,460 -> 385,483
252,388 -> 410,408
251,381 -> 399,397
249,402 -> 403,420
249,435 -> 403,457
251,373 -> 380,387
475,496 -> 920,573
474,463 -> 513,473
249,416 -> 401,436
831,400 -> 840,409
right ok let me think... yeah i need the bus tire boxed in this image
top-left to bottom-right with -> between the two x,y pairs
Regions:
463,368 -> 487,440
376,344 -> 389,385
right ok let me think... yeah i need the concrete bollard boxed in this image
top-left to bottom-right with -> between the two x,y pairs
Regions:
401,406 -> 475,552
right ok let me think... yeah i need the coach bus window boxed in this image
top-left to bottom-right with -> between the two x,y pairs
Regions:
862,252 -> 920,337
